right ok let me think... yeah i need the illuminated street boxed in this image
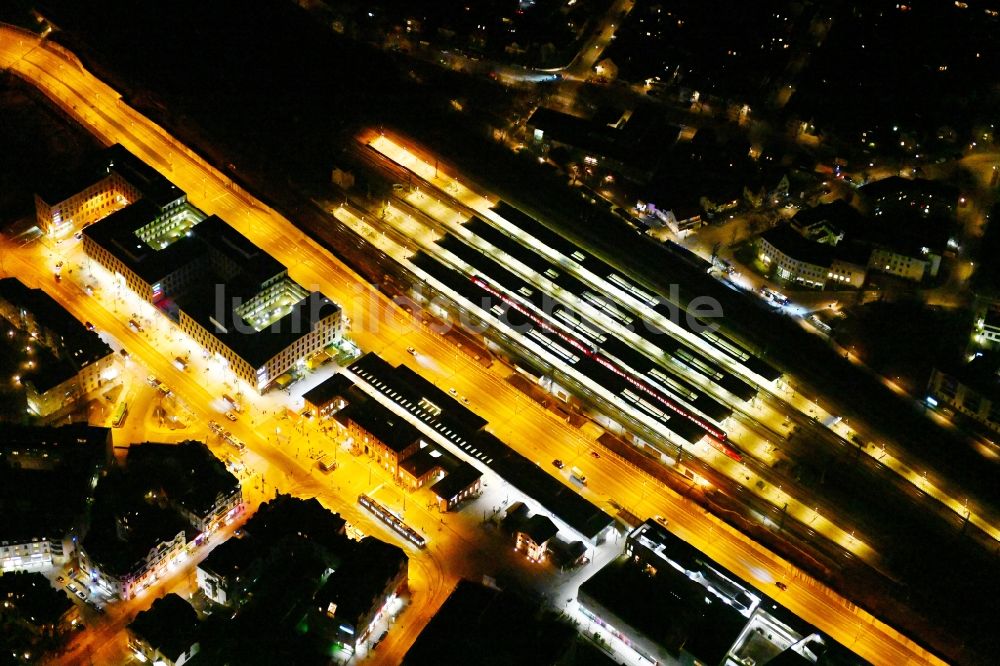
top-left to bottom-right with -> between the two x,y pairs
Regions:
0,25 -> 949,665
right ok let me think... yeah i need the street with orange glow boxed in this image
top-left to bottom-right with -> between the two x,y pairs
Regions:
0,25 -> 946,666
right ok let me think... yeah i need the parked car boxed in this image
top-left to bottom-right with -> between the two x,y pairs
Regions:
225,411 -> 238,422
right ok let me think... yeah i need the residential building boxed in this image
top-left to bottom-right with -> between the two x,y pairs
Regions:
430,461 -> 483,512
195,537 -> 259,607
862,176 -> 959,219
79,500 -> 190,600
0,278 -> 119,417
928,355 -> 1000,435
663,205 -> 704,234
127,593 -> 200,666
757,226 -> 868,289
515,514 -> 559,563
0,572 -> 78,658
857,177 -> 955,281
311,536 -> 408,653
241,494 -> 350,566
126,441 -> 243,535
765,195 -> 952,286
196,495 -> 351,608
868,246 -> 940,282
973,302 -> 1000,349
78,443 -> 248,599
790,201 -> 850,244
0,424 -> 110,573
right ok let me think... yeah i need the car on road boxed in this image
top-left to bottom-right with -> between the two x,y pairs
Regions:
75,590 -> 87,600
84,321 -> 95,331
208,420 -> 222,434
461,396 -> 470,405
224,411 -> 238,422
590,450 -> 601,459
552,459 -> 564,469
54,272 -> 61,282
775,581 -> 788,591
448,387 -> 457,395
406,347 -> 416,355
147,375 -> 159,387
66,583 -> 79,593
654,515 -> 669,528
56,576 -> 64,583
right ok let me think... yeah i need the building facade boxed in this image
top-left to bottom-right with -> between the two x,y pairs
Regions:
927,362 -> 1000,435
0,278 -> 119,418
35,171 -> 137,237
430,462 -> 483,512
74,155 -> 343,394
758,227 -> 867,289
312,537 -> 408,653
80,528 -> 188,600
341,402 -> 422,478
0,538 -> 63,574
868,246 -> 940,282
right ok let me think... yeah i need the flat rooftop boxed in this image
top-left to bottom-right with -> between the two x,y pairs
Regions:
337,397 -> 421,454
83,199 -> 206,285
302,372 -> 355,408
347,353 -> 614,541
125,441 -> 240,521
176,283 -> 338,370
0,277 -> 114,376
